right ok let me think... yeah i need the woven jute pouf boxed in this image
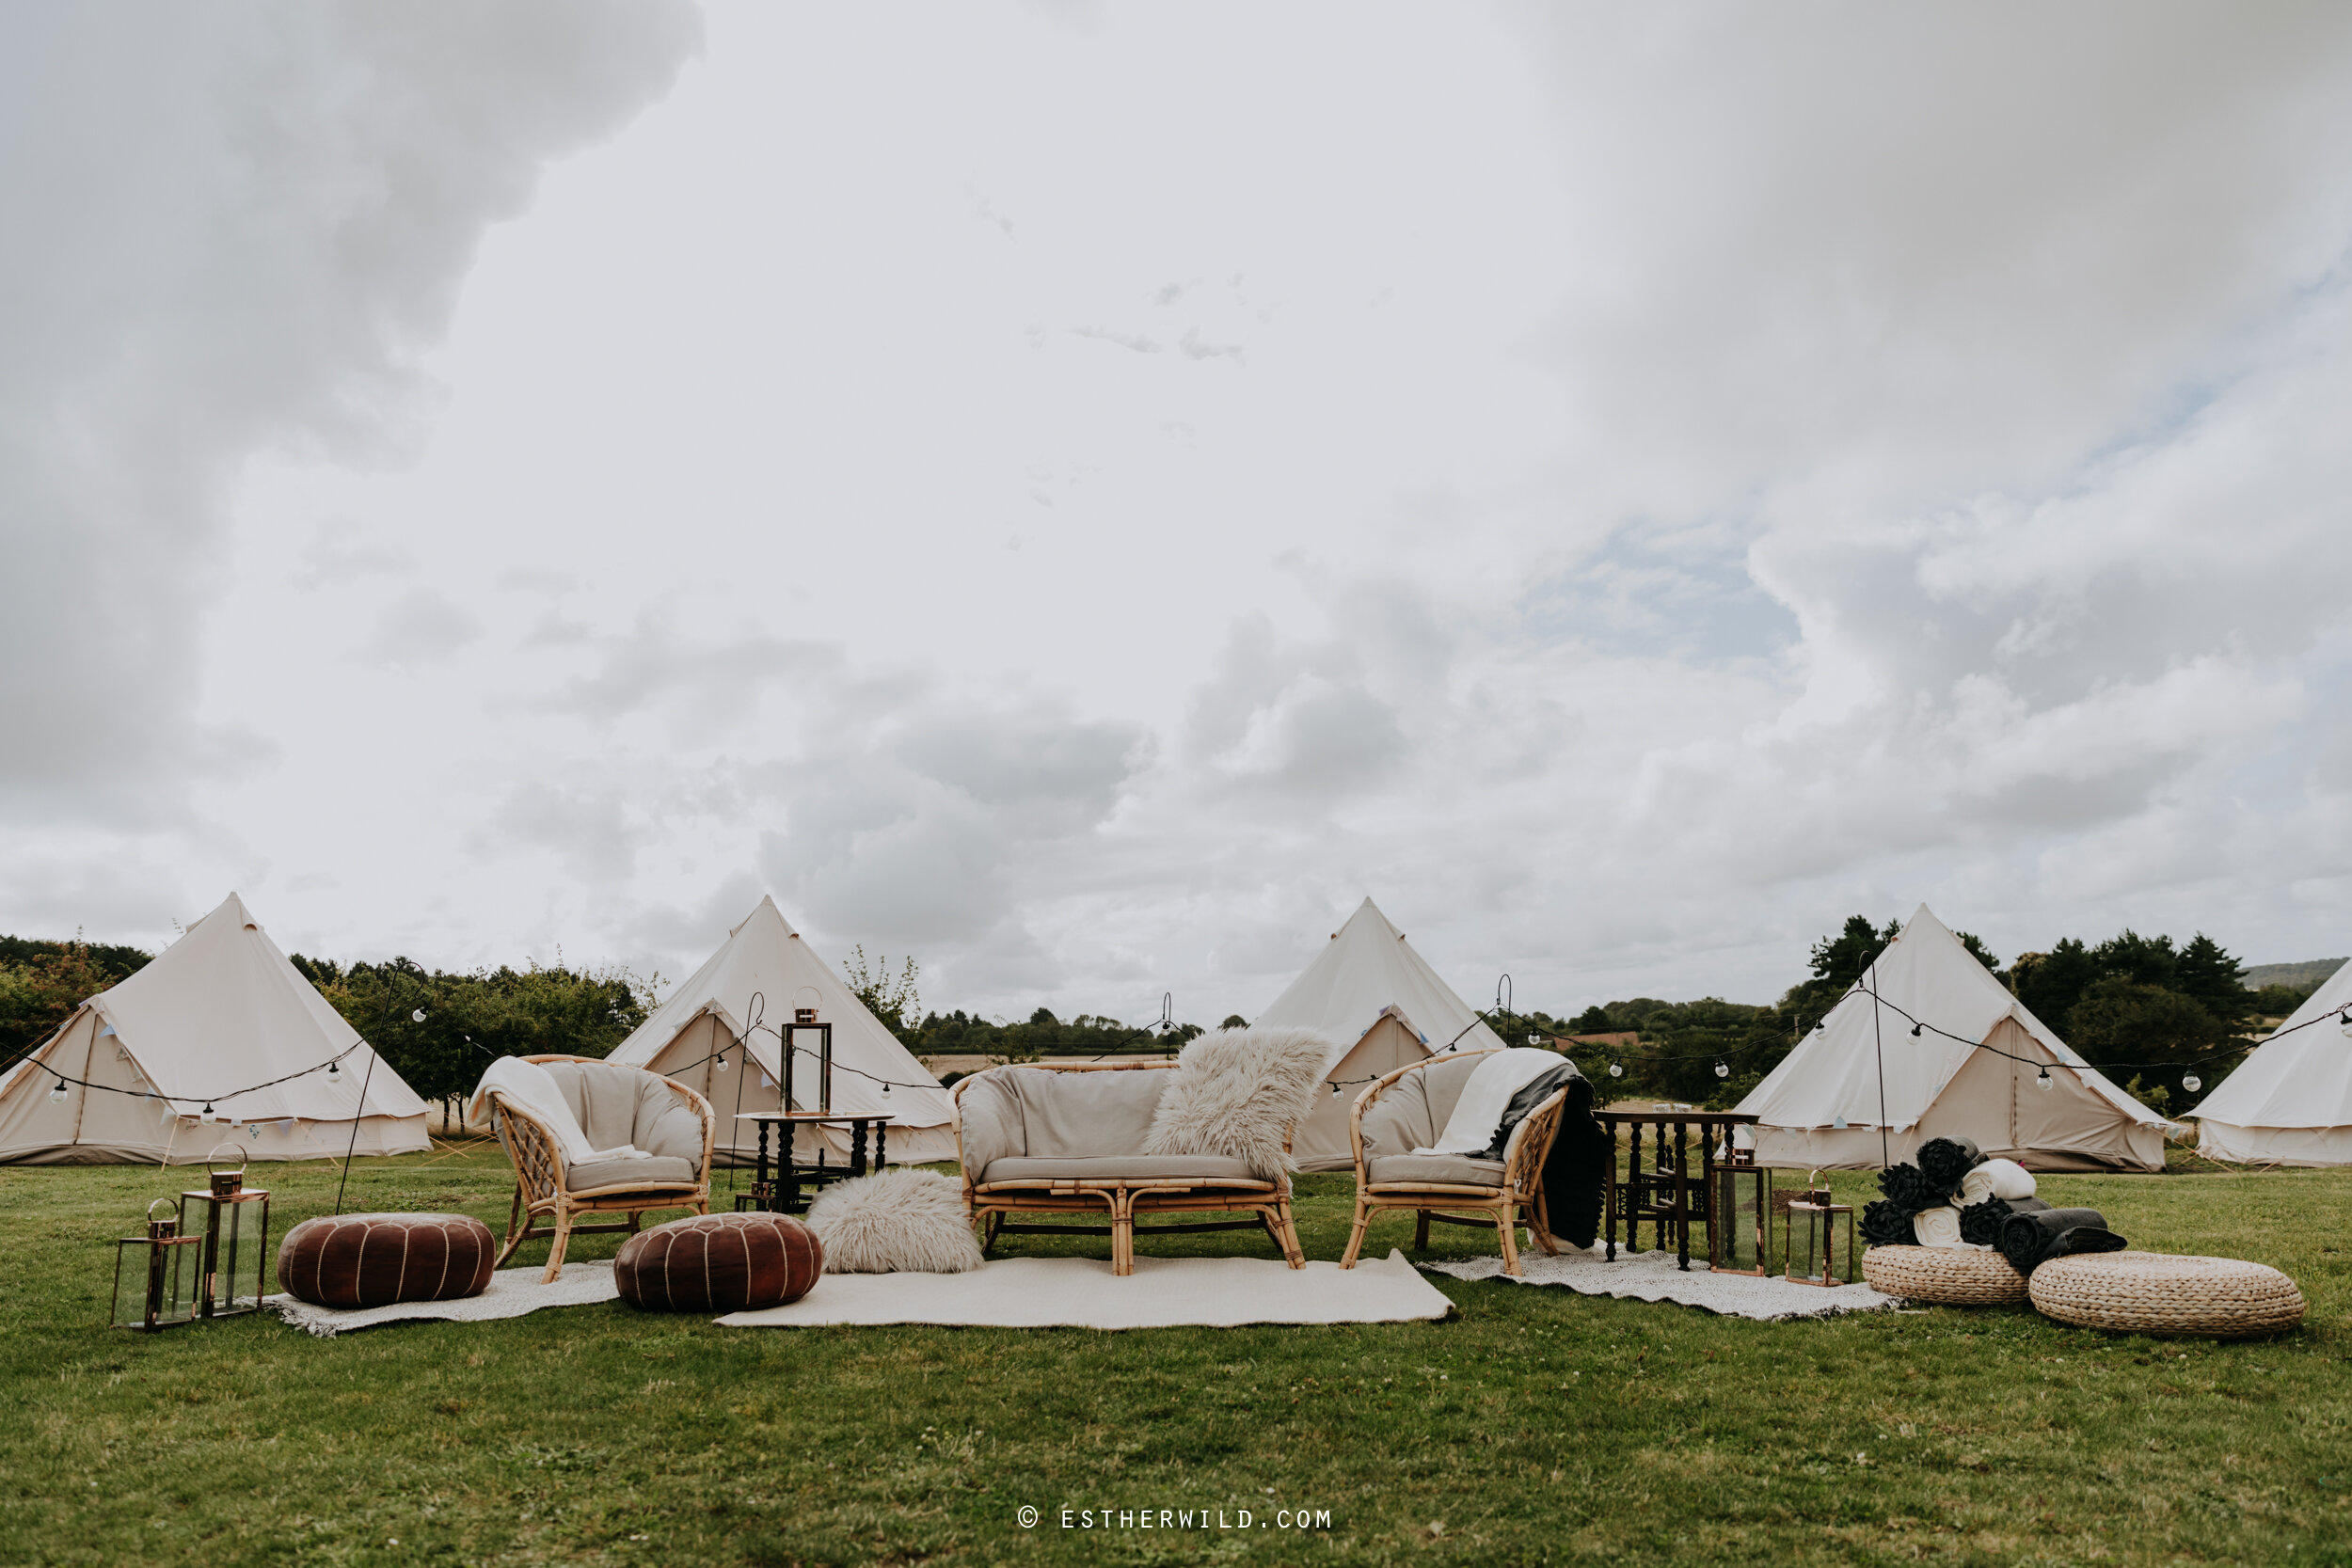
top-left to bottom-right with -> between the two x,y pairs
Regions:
2028,1250 -> 2306,1338
1861,1244 -> 2030,1306
277,1212 -> 497,1308
614,1212 -> 824,1312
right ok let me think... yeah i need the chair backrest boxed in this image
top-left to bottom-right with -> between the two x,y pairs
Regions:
532,1057 -> 708,1171
954,1061 -> 1175,1179
1359,1051 -> 1490,1156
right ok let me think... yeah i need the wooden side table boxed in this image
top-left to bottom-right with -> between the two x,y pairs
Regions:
734,1112 -> 893,1215
1594,1110 -> 1759,1271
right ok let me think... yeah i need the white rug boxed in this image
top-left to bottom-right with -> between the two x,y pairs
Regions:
1421,1243 -> 1901,1321
265,1260 -> 620,1338
718,1249 -> 1454,1330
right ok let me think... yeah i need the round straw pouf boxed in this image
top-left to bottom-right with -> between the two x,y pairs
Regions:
2027,1251 -> 2306,1338
276,1212 -> 497,1308
613,1212 -> 824,1312
1861,1244 -> 2030,1306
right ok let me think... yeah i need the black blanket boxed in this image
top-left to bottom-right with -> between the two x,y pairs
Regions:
1957,1194 -> 2051,1247
1996,1206 -> 2125,1275
1532,1070 -> 1606,1249
1917,1136 -> 1983,1196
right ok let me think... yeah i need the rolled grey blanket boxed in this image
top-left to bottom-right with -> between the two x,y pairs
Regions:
1997,1206 -> 2124,1275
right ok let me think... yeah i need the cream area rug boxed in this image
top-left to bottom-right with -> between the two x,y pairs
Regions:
266,1260 -> 620,1338
718,1249 -> 1453,1330
1422,1244 -> 1901,1322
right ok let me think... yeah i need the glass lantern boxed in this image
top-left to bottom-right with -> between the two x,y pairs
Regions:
179,1146 -> 270,1319
112,1197 -> 201,1331
1784,1193 -> 1857,1287
1708,1158 -> 1770,1276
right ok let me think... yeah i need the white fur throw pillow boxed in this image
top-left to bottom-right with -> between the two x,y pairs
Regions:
1140,1026 -> 1332,1182
804,1169 -> 984,1274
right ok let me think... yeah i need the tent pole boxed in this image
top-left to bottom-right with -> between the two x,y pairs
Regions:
1869,960 -> 1890,1168
334,1047 -> 378,1217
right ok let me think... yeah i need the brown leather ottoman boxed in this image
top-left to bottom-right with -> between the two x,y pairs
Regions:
614,1212 -> 824,1312
277,1212 -> 497,1308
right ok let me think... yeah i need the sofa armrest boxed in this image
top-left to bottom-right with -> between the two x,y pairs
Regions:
953,1069 -> 1025,1196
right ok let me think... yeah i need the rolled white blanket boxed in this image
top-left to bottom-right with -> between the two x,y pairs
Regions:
1912,1204 -> 1967,1248
1414,1049 -> 1565,1156
1958,1158 -> 2035,1206
468,1056 -> 648,1167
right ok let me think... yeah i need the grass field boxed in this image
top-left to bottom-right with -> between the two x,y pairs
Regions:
2,1146 -> 2346,1567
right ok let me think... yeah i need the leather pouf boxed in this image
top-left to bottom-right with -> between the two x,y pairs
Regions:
276,1212 -> 497,1308
614,1212 -> 824,1312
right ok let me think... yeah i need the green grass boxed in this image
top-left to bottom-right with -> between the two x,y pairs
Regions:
3,1148 -> 2348,1566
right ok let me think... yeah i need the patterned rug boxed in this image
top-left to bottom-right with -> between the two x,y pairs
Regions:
1421,1243 -> 1901,1321
265,1260 -> 620,1338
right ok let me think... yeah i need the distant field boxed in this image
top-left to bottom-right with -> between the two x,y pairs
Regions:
2243,958 -> 2345,992
3,1144 -> 2347,1565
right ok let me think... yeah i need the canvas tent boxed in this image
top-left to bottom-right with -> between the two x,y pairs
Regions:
1251,897 -> 1506,1171
0,893 -> 430,1164
2191,958 -> 2352,1165
1736,904 -> 2172,1172
607,895 -> 958,1166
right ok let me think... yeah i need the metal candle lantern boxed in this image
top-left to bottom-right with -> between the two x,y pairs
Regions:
180,1147 -> 270,1319
111,1197 -> 201,1331
1708,1155 -> 1770,1276
784,990 -> 833,1116
1784,1188 -> 1856,1287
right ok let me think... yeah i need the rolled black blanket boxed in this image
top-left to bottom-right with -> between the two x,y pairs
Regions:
1957,1196 -> 2010,1246
1996,1207 -> 2126,1275
1534,1071 -> 1607,1249
1877,1163 -> 1942,1212
1861,1198 -> 1915,1247
1916,1137 -> 1983,1195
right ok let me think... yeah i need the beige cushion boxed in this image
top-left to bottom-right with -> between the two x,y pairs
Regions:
1000,1068 -> 1170,1158
979,1154 -> 1263,1186
541,1060 -> 705,1177
1359,1053 -> 1492,1160
566,1153 -> 700,1191
1366,1152 -> 1507,1188
954,1070 -> 1025,1178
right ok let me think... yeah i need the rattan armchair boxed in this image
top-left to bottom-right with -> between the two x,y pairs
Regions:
485,1054 -> 715,1281
1338,1053 -> 1572,1276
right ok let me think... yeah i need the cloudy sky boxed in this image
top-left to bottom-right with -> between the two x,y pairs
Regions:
8,2 -> 2352,1024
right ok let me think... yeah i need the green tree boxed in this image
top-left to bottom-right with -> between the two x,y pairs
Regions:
843,947 -> 922,1043
2173,933 -> 2249,1022
0,942 -> 129,1062
2011,938 -> 2100,1028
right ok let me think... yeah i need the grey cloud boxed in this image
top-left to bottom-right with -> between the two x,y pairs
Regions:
480,783 -> 647,884
1177,328 -> 1243,362
539,622 -> 844,726
0,1 -> 700,821
1072,325 -> 1161,355
356,589 -> 483,668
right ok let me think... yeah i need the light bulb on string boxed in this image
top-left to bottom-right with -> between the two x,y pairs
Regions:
200,1101 -> 215,1117
2182,1072 -> 2201,1094
49,1078 -> 68,1103
2035,1067 -> 2053,1092
411,1009 -> 427,1023
1608,1058 -> 1624,1079
1713,1060 -> 1730,1079
1329,1082 -> 1342,1097
715,1052 -> 729,1072
1909,1022 -> 1922,1037
882,1081 -> 891,1095
328,1060 -> 341,1079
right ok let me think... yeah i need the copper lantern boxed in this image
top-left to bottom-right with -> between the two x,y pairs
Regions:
1708,1157 -> 1770,1276
112,1197 -> 201,1331
1784,1190 -> 1856,1287
179,1147 -> 270,1319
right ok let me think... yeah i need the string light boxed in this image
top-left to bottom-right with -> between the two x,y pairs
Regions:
1608,1058 -> 1624,1079
714,1051 -> 729,1071
1713,1060 -> 1730,1079
2182,1072 -> 2201,1093
328,1060 -> 340,1078
2035,1067 -> 2053,1092
1909,1022 -> 1922,1037
411,1009 -> 427,1023
49,1079 -> 67,1103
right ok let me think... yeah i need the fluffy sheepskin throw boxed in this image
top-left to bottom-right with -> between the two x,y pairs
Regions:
1139,1026 -> 1331,1182
804,1169 -> 984,1275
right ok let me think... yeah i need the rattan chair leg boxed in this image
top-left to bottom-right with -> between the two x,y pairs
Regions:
542,1206 -> 575,1284
1112,1191 -> 1135,1276
1340,1196 -> 1372,1269
1494,1202 -> 1522,1276
1413,1210 -> 1431,1250
495,1187 -> 532,1269
1276,1202 -> 1305,1269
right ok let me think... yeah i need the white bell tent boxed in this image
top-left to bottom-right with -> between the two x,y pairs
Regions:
607,895 -> 958,1166
1251,897 -> 1505,1170
1736,905 -> 2172,1172
0,893 -> 429,1164
2191,958 -> 2352,1165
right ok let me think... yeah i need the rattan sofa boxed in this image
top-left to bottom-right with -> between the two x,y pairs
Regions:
952,1060 -> 1306,1276
485,1054 -> 715,1281
1338,1051 -> 1576,1276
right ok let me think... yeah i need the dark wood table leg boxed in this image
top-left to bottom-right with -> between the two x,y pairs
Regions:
1627,1122 -> 1642,1256
782,1124 -> 803,1215
1699,1127 -> 1717,1271
1675,1121 -> 1690,1272
1603,1119 -> 1618,1261
756,1119 -> 773,1212
875,1120 -> 887,1171
850,1118 -> 869,1180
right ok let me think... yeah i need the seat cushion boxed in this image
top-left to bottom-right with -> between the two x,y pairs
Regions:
616,1212 -> 824,1312
1366,1152 -> 1507,1188
275,1212 -> 496,1309
541,1059 -> 707,1170
978,1153 -> 1263,1186
1001,1067 -> 1170,1157
566,1153 -> 699,1191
